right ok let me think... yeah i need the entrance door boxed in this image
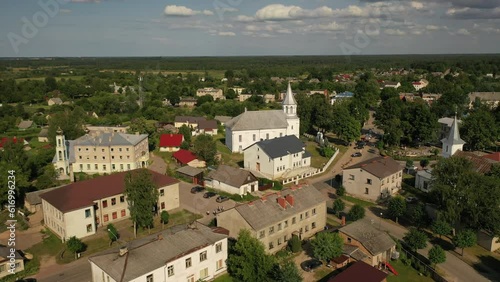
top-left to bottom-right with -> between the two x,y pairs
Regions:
256,162 -> 260,171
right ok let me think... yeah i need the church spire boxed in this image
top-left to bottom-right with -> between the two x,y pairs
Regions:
441,114 -> 465,158
282,81 -> 296,106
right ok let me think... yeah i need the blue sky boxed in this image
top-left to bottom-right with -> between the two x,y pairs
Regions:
0,0 -> 499,57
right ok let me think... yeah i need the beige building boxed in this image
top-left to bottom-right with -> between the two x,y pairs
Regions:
338,220 -> 396,267
85,125 -> 129,134
342,156 -> 403,202
53,129 -> 149,179
196,88 -> 225,100
0,247 -> 25,279
40,169 -> 180,240
217,185 -> 326,254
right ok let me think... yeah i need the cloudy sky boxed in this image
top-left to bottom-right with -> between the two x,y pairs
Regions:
0,0 -> 499,57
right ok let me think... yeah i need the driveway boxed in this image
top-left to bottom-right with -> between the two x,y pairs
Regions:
149,153 -> 168,175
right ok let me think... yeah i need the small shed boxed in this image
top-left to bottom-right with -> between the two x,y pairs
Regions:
24,185 -> 64,213
176,166 -> 204,185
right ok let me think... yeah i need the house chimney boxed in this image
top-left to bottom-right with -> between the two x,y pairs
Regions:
119,246 -> 128,257
341,216 -> 346,226
285,194 -> 294,207
277,197 -> 287,209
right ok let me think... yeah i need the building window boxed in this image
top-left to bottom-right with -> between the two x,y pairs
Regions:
347,237 -> 352,244
312,222 -> 316,229
300,214 -> 303,221
266,133 -> 269,139
239,135 -> 242,142
87,164 -> 90,170
284,220 -> 288,228
121,209 -> 126,217
253,134 -> 256,141
95,164 -> 98,170
305,225 -> 309,232
161,202 -> 165,209
146,274 -> 153,282
200,268 -> 208,279
167,265 -> 174,277
102,149 -> 105,152
305,211 -> 309,218
216,242 -> 222,253
200,251 -> 207,262
127,164 -> 131,170
160,189 -> 164,196
111,198 -> 116,206
292,217 -> 296,224
103,200 -> 108,208
269,242 -> 274,250
120,196 -> 125,203
112,212 -> 117,219
86,224 -> 92,233
312,208 -> 316,215
349,174 -> 355,180
278,238 -> 282,245
104,214 -> 109,222
278,223 -> 282,231
367,179 -> 372,185
112,164 -> 115,170
103,164 -> 107,171
365,188 -> 369,194
259,230 -> 265,238
216,259 -> 224,270
120,164 -> 123,170
185,258 -> 192,268
85,209 -> 91,218
269,226 -> 274,234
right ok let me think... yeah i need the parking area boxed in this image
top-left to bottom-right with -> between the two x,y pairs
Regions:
178,182 -> 237,223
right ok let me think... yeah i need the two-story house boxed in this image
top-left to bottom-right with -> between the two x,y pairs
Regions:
217,185 -> 326,254
0,247 -> 24,279
40,169 -> 179,240
159,134 -> 184,152
205,165 -> 259,196
53,128 -> 149,180
338,220 -> 396,267
196,88 -> 225,100
342,156 -> 403,202
89,224 -> 228,282
243,135 -> 311,180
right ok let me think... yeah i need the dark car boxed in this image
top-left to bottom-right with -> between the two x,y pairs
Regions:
300,259 -> 322,272
203,191 -> 217,198
190,186 -> 205,194
16,279 -> 37,282
216,196 -> 229,203
351,152 -> 362,157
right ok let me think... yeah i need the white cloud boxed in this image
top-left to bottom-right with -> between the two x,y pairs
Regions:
410,1 -> 425,10
456,28 -> 470,35
426,25 -> 440,30
218,31 -> 236,36
310,22 -> 346,31
254,4 -> 334,21
235,15 -> 255,22
164,5 -> 213,17
384,29 -> 406,36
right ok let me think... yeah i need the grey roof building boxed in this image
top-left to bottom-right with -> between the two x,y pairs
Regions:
18,120 -> 34,130
339,219 -> 396,258
251,135 -> 306,159
89,224 -> 228,282
206,165 -> 258,195
73,132 -> 147,147
344,156 -> 403,179
225,110 -> 288,131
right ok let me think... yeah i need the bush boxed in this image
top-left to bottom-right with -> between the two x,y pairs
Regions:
348,204 -> 365,221
336,185 -> 345,197
320,146 -> 335,158
288,235 -> 302,253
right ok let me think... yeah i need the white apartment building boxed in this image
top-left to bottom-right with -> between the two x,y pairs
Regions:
53,128 -> 149,179
196,88 -> 225,100
40,169 -> 180,240
89,224 -> 228,282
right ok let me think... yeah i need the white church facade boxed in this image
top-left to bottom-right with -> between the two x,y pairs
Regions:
441,115 -> 465,158
225,83 -> 300,153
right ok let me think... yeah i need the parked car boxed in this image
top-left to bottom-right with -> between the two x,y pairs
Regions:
203,191 -> 217,198
190,186 -> 205,194
300,259 -> 322,272
351,152 -> 362,157
216,196 -> 229,203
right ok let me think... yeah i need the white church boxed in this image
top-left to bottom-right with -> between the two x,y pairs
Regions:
225,82 -> 300,153
441,114 -> 465,158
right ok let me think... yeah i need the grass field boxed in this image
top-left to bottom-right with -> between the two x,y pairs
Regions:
386,259 -> 434,282
213,273 -> 234,282
341,195 -> 375,208
305,142 -> 329,169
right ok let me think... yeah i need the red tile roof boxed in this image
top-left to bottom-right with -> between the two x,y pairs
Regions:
328,261 -> 387,282
173,150 -> 197,165
0,137 -> 24,148
454,151 -> 496,174
159,134 -> 183,148
40,169 -> 179,213
483,152 -> 500,162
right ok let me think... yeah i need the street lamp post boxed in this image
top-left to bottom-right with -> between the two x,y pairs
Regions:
379,213 -> 383,231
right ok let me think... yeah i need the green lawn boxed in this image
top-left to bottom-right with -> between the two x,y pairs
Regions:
213,134 -> 243,167
341,195 -> 375,208
386,259 -> 434,282
213,273 -> 234,282
0,210 -> 29,233
305,142 -> 329,169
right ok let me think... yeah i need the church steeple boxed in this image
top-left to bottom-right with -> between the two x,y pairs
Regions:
441,114 -> 465,158
282,82 -> 297,117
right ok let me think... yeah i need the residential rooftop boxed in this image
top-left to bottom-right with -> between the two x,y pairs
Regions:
328,261 -> 388,282
344,156 -> 403,179
73,132 -> 148,147
89,224 -> 227,282
207,165 -> 257,188
249,135 -> 306,159
339,219 -> 396,256
40,169 -> 178,213
225,109 -> 288,131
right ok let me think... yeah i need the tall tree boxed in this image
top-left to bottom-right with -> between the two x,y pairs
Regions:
178,124 -> 192,144
332,198 -> 346,217
348,204 -> 365,221
453,229 -> 476,256
428,245 -> 446,268
388,196 -> 406,223
227,229 -> 275,282
45,76 -> 57,92
124,169 -> 159,238
311,231 -> 344,262
431,220 -> 452,239
270,261 -> 302,282
193,135 -> 217,165
460,108 -> 498,151
107,223 -> 119,245
403,228 -> 428,252
66,236 -> 85,259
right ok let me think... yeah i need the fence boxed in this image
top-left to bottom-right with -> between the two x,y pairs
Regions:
281,148 -> 340,185
398,245 -> 449,282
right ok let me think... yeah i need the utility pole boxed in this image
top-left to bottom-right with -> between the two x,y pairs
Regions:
138,76 -> 143,108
